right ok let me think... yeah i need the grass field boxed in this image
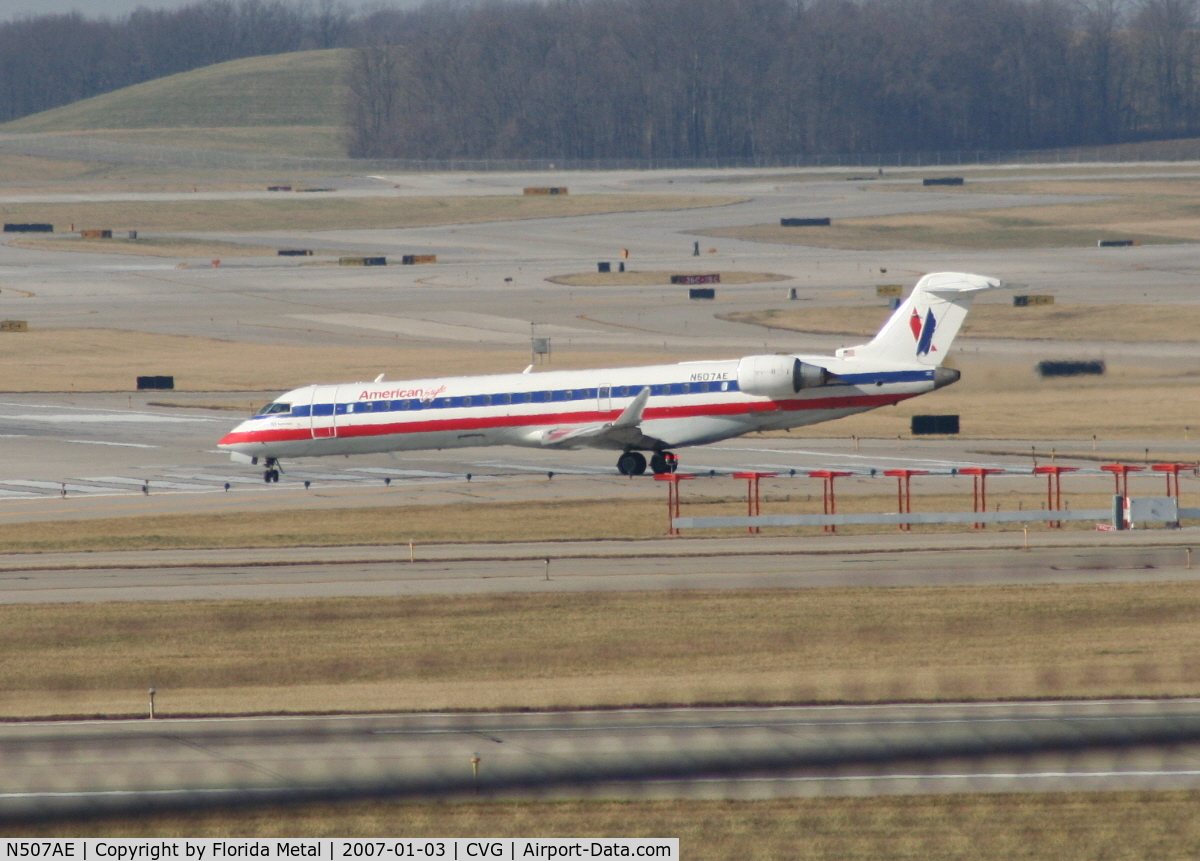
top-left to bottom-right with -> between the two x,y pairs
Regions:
0,152 -> 328,185
723,302 -> 1200,343
64,125 -> 347,158
697,177 -> 1200,250
1,50 -> 350,134
0,193 -> 741,233
4,579 -> 1200,717
10,793 -> 1200,859
547,270 -> 788,287
0,488 -> 1139,553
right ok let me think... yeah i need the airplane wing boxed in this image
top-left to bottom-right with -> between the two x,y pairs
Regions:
534,387 -> 662,450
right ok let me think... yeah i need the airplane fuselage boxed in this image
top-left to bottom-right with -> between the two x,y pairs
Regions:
218,356 -> 943,461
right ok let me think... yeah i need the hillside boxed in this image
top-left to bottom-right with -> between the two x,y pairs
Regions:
0,49 -> 350,144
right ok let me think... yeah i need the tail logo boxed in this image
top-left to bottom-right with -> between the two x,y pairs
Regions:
910,308 -> 938,356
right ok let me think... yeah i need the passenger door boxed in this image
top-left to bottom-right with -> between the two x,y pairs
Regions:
309,385 -> 339,439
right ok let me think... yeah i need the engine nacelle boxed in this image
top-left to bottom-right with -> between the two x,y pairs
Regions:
736,354 -> 831,397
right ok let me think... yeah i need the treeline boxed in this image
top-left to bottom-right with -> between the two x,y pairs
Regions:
0,0 -> 356,124
7,0 -> 1200,161
347,0 -> 1200,160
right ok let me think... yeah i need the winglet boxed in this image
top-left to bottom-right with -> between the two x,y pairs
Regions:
612,387 -> 650,429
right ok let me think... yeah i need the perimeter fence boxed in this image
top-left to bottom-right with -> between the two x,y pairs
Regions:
5,133 -> 1200,173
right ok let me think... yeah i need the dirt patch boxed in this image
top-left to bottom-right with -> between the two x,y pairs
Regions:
547,270 -> 789,287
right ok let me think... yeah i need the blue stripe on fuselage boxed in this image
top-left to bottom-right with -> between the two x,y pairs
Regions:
246,370 -> 933,420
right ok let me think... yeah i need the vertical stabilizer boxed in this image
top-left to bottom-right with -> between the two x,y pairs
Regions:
836,272 -> 1001,366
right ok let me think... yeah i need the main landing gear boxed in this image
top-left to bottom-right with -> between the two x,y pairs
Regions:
616,451 -> 677,476
617,452 -> 646,476
263,457 -> 281,483
650,451 -> 678,475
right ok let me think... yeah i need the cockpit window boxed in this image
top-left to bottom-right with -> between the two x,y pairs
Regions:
255,402 -> 292,416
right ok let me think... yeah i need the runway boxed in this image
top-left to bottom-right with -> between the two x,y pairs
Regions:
3,699 -> 1200,818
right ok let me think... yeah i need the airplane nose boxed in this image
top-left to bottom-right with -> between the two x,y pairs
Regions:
217,423 -> 249,448
933,367 -> 960,389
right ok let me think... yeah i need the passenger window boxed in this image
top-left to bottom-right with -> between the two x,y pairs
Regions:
481,394 -> 491,406
463,396 -> 472,407
721,381 -> 730,391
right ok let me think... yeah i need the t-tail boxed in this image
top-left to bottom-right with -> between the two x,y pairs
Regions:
836,272 -> 1002,367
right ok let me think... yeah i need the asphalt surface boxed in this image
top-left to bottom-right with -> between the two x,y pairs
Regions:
4,699 -> 1200,815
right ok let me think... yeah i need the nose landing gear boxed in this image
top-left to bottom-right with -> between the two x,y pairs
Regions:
263,457 -> 281,483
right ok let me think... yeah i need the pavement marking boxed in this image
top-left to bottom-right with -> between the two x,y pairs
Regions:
0,480 -> 117,494
5,413 -> 214,424
66,440 -> 159,449
79,476 -> 215,491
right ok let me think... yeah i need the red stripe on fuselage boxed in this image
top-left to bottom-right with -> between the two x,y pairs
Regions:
217,392 -> 912,447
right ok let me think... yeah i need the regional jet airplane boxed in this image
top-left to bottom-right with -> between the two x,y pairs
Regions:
219,272 -> 999,481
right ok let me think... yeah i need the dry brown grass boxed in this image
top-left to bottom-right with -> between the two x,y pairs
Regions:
0,498 -> 664,552
6,581 -> 1200,717
6,235 -> 287,258
0,152 -> 316,185
697,177 -> 1200,250
11,793 -> 1200,860
71,125 -> 347,158
0,328 -> 716,391
0,484 -> 1140,554
0,193 -> 741,233
547,270 -> 789,287
723,302 -> 1200,342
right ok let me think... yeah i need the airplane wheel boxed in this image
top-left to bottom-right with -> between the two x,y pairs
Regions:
650,452 -> 679,475
263,470 -> 272,484
271,469 -> 280,483
617,452 -> 647,476
264,468 -> 280,483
